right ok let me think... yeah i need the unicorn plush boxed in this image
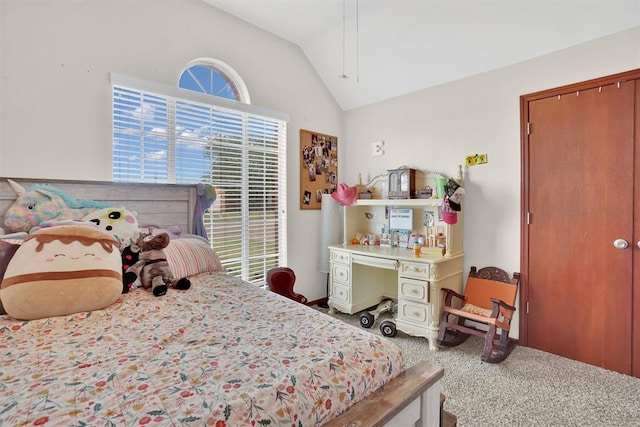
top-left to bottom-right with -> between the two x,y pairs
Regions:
3,179 -> 109,233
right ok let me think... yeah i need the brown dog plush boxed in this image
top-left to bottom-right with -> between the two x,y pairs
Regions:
124,232 -> 190,296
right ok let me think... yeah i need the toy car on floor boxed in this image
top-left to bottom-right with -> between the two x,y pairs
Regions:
358,299 -> 396,329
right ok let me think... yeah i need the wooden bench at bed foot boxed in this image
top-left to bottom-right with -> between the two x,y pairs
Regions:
325,360 -> 444,427
440,394 -> 457,427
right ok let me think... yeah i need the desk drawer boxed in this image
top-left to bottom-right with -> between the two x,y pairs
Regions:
398,301 -> 432,326
399,277 -> 429,303
331,264 -> 350,284
399,261 -> 430,280
331,282 -> 351,304
331,250 -> 351,265
352,254 -> 398,270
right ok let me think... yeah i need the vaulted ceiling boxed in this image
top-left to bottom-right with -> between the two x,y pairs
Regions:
204,0 -> 640,110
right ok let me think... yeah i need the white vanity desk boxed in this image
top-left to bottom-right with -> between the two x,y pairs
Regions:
328,243 -> 463,350
327,181 -> 464,350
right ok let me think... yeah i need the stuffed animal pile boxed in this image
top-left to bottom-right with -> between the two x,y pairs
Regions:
1,179 -> 193,311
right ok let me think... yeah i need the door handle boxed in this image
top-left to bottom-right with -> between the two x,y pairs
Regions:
613,239 -> 629,249
637,241 -> 640,249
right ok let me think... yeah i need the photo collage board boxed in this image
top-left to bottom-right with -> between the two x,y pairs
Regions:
299,129 -> 338,210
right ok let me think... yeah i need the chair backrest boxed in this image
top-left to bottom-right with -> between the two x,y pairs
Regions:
267,267 -> 297,297
465,266 -> 520,318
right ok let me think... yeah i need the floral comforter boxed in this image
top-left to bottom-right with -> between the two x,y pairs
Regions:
0,271 -> 404,426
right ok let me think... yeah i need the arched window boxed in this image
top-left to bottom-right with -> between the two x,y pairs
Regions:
178,59 -> 250,103
111,59 -> 287,284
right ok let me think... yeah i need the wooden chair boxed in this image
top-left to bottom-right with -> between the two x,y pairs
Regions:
437,266 -> 520,363
266,267 -> 308,305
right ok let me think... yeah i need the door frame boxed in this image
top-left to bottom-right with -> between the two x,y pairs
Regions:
519,68 -> 640,347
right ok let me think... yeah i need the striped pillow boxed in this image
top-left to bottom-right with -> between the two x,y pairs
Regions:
165,237 -> 223,279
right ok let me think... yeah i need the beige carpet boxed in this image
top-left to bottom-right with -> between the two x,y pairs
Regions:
315,306 -> 640,427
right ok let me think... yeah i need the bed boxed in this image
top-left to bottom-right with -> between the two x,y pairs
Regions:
0,178 -> 443,426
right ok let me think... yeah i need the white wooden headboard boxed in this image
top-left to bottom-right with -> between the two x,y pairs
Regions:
0,178 -> 197,234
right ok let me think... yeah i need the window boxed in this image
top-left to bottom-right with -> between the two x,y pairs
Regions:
111,69 -> 288,285
178,59 -> 248,102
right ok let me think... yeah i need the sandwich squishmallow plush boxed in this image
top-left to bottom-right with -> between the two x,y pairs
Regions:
0,225 -> 123,320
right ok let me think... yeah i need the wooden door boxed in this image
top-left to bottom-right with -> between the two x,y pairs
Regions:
634,81 -> 640,378
522,76 -> 636,375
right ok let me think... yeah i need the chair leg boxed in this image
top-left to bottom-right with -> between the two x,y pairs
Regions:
437,314 -> 451,345
481,325 -> 498,361
497,328 -> 510,350
481,326 -> 517,364
451,316 -> 471,345
437,314 -> 470,348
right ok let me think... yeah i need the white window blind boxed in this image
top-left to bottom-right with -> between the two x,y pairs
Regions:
111,73 -> 288,284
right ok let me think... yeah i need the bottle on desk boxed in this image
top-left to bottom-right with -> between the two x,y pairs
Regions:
413,240 -> 421,257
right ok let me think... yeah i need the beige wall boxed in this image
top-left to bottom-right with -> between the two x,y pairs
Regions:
343,27 -> 640,336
